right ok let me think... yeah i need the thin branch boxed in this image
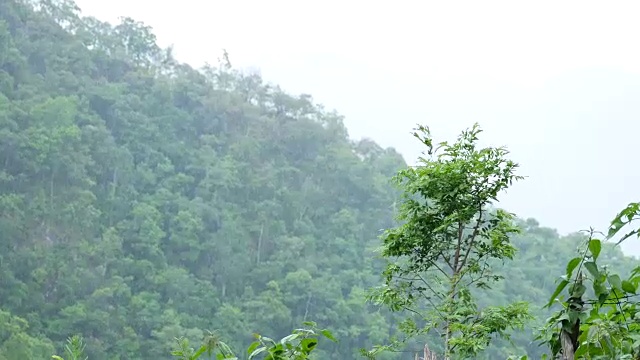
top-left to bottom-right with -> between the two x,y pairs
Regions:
452,222 -> 464,275
430,258 -> 452,279
416,273 -> 445,301
458,206 -> 484,273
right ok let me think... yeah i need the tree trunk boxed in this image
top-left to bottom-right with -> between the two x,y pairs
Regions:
424,344 -> 438,360
256,223 -> 264,264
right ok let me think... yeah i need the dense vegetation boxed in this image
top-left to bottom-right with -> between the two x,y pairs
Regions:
0,0 -> 638,359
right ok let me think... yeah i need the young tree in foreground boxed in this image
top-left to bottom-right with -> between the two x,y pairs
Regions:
366,124 -> 531,359
533,202 -> 640,360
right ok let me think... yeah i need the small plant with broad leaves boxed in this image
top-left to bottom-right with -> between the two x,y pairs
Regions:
53,322 -> 336,360
176,321 -> 337,360
169,330 -> 236,360
365,124 -> 531,359
527,202 -> 640,360
244,322 -> 336,360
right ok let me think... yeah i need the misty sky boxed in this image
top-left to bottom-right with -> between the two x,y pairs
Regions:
74,0 -> 640,255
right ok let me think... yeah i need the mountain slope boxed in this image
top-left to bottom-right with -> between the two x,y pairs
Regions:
0,0 -> 404,358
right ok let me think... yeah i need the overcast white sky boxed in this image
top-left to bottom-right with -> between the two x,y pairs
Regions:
74,0 -> 640,255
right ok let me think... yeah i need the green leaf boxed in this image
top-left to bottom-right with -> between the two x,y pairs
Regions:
260,336 -> 275,345
574,344 -> 588,358
300,338 -> 318,352
621,280 -> 637,294
192,345 -> 208,358
588,239 -> 601,260
546,279 -> 569,307
570,283 -> 586,297
248,347 -> 267,359
607,274 -> 622,291
270,343 -> 284,354
566,257 -> 582,278
608,202 -> 640,240
247,341 -> 260,355
593,282 -> 608,297
583,261 -> 599,279
279,333 -> 299,345
320,329 -> 337,342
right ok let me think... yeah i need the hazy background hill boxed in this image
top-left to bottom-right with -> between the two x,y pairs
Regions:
73,0 -> 640,256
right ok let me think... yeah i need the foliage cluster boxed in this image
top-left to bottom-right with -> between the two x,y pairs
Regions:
533,203 -> 640,359
54,322 -> 336,360
366,124 -> 531,359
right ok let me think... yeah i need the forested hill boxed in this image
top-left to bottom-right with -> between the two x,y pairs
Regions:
0,0 -> 637,359
0,0 -> 404,358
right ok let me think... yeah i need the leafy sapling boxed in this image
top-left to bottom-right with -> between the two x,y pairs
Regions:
367,123 -> 531,359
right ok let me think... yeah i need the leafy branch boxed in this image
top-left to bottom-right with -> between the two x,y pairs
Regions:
537,202 -> 640,359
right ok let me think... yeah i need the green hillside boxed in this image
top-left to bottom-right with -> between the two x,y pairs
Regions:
0,0 -> 638,359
